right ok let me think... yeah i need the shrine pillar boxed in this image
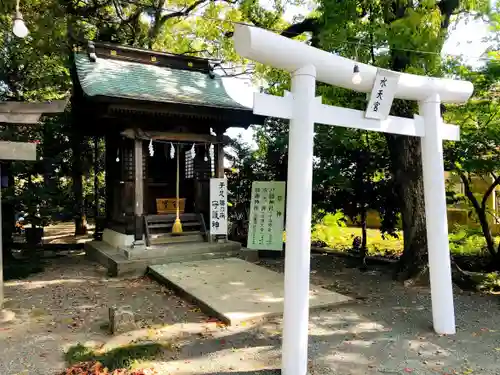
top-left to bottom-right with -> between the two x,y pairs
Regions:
133,138 -> 144,244
216,135 -> 225,178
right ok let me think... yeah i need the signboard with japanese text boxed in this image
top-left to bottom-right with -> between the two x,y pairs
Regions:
209,178 -> 228,236
247,181 -> 286,251
365,69 -> 400,121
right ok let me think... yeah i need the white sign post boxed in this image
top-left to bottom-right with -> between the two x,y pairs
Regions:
233,24 -> 473,375
247,181 -> 286,251
209,178 -> 228,237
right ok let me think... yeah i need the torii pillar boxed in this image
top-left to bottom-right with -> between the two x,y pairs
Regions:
233,25 -> 473,375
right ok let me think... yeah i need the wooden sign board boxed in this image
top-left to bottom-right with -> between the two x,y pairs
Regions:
365,69 -> 400,121
156,198 -> 185,214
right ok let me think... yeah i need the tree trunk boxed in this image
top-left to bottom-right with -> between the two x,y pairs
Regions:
386,133 -> 429,280
360,209 -> 367,253
360,208 -> 368,270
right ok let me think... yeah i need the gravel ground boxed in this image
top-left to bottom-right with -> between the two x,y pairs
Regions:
1,253 -> 500,375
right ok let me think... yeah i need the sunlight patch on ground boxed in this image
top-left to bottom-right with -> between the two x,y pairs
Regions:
4,278 -> 101,289
147,345 -> 279,374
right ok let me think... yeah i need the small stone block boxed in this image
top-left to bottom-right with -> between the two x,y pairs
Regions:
109,305 -> 136,335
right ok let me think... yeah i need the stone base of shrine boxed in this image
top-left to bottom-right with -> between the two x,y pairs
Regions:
148,258 -> 353,325
85,237 -> 242,277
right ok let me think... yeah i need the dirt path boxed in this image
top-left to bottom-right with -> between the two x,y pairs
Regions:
1,254 -> 499,375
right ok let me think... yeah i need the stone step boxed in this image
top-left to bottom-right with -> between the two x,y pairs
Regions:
149,232 -> 204,245
85,239 -> 242,277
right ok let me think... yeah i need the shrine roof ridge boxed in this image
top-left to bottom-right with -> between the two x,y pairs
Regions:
76,40 -> 216,74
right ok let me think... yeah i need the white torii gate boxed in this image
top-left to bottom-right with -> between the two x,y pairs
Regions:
0,99 -> 68,308
232,25 -> 473,375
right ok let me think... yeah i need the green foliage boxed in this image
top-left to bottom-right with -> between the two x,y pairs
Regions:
448,225 -> 491,257
476,272 -> 500,292
1,0 -> 499,279
65,342 -> 164,371
311,211 -> 347,246
311,224 -> 404,256
444,58 -> 500,261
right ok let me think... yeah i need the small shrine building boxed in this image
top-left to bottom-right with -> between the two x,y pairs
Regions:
70,41 -> 263,274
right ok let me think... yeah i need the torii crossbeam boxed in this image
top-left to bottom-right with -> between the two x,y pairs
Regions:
233,25 -> 473,375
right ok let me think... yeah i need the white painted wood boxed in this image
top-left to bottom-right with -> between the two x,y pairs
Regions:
234,23 -> 468,371
281,65 -> 316,375
365,69 -> 400,120
420,94 -> 456,335
253,93 -> 460,141
0,141 -> 36,161
253,91 -> 293,118
233,25 -> 473,103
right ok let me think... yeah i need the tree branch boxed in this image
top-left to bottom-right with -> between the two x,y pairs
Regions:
481,174 -> 500,210
280,18 -> 318,38
159,0 -> 208,24
437,0 -> 460,29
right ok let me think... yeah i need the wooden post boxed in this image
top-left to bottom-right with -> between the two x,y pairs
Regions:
134,138 -> 144,245
216,141 -> 225,178
93,136 -> 101,240
104,134 -> 115,225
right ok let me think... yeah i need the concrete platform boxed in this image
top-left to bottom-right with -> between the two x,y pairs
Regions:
148,258 -> 352,325
85,240 -> 241,277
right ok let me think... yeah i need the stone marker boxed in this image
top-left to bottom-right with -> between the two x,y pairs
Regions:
109,305 -> 136,334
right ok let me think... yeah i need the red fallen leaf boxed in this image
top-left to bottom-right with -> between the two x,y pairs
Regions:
404,368 -> 413,373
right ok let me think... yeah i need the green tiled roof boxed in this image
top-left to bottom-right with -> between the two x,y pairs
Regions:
74,53 -> 249,110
